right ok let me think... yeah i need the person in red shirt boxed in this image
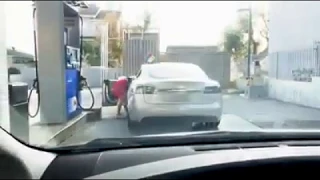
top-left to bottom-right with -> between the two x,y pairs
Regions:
111,76 -> 129,118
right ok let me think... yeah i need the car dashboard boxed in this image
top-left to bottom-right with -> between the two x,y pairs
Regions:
1,128 -> 320,179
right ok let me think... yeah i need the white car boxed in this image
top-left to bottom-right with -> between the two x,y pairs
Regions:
126,62 -> 223,129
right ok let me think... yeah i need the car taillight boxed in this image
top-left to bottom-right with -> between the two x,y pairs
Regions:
204,86 -> 221,94
135,85 -> 156,94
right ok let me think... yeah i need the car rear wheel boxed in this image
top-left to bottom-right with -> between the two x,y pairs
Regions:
127,110 -> 141,134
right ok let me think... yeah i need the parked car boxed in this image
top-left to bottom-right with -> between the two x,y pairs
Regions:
127,62 -> 222,130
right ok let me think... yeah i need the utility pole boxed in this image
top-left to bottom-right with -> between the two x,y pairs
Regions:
140,28 -> 144,63
141,11 -> 150,63
238,4 -> 253,78
247,5 -> 252,78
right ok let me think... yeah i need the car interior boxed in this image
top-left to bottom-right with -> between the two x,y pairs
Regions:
1,127 -> 320,179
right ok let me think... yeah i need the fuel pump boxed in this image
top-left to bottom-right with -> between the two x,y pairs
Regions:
64,16 -> 95,120
65,44 -> 83,120
27,6 -> 95,120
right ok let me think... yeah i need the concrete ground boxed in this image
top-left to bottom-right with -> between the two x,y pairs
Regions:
22,88 -> 320,146
27,88 -> 103,145
60,111 -> 261,146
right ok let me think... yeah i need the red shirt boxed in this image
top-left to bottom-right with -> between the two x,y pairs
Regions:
112,78 -> 128,99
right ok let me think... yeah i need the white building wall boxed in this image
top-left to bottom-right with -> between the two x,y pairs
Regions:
269,1 -> 320,53
268,1 -> 320,109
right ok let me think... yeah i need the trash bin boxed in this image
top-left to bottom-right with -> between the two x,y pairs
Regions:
8,82 -> 29,143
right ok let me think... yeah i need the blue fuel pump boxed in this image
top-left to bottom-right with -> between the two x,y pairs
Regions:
28,7 -> 94,120
64,21 -> 95,120
64,29 -> 82,120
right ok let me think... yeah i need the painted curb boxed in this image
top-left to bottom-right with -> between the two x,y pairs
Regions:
45,108 -> 102,146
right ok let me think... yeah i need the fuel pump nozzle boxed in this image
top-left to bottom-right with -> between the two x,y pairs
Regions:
77,75 -> 95,111
28,78 -> 40,118
32,78 -> 39,94
79,75 -> 86,91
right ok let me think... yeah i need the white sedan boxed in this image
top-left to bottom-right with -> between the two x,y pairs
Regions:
126,62 -> 223,129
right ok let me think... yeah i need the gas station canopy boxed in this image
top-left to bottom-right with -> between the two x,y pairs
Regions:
65,1 -> 89,8
32,1 -> 89,17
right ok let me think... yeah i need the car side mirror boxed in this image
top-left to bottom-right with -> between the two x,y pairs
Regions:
129,76 -> 136,82
127,76 -> 135,85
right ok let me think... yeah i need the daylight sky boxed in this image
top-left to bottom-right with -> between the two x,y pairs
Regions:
4,1 -> 265,54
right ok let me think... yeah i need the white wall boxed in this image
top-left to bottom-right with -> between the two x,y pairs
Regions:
268,2 -> 320,108
269,2 -> 320,53
268,78 -> 320,109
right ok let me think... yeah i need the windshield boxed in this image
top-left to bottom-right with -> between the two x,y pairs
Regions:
3,1 -> 319,150
148,64 -> 208,79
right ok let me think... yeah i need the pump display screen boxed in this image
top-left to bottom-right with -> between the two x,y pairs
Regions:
66,46 -> 80,69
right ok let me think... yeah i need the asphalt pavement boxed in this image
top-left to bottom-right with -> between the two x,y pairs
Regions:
28,88 -> 320,146
58,89 -> 259,146
60,111 -> 260,146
